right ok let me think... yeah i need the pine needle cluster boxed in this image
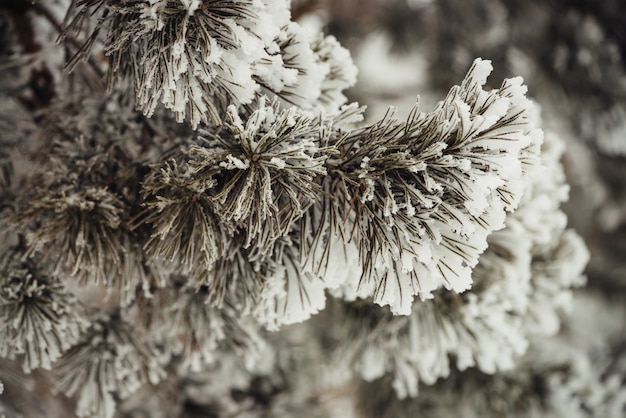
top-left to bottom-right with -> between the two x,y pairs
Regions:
0,1 -> 596,417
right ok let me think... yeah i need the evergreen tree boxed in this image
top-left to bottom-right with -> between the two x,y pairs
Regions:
1,1 -> 621,417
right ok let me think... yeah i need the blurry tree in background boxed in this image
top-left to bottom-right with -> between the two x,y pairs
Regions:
0,0 -> 625,417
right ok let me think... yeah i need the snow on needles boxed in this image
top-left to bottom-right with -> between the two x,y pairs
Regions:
62,0 -> 357,129
321,58 -> 543,315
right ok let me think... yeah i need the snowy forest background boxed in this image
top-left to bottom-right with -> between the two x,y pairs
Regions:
1,0 -> 626,417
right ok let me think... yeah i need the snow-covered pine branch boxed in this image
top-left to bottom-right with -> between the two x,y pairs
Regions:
0,247 -> 89,374
13,93 -> 156,305
334,131 -> 588,399
309,58 -> 542,316
140,59 -> 544,327
61,0 -> 356,128
0,1 -> 600,417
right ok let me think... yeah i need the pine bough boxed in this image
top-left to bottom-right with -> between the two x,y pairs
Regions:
0,1 -> 591,417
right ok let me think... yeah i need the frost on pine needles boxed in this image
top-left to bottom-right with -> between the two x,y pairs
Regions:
336,127 -> 586,399
61,0 -> 357,128
317,59 -> 542,315
0,1 -> 593,417
63,0 -> 283,127
192,99 -> 329,249
0,248 -> 88,374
